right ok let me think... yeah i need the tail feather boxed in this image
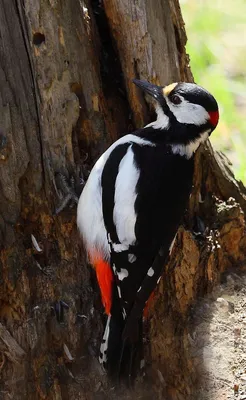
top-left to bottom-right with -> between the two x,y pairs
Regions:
99,311 -> 143,382
99,315 -> 111,365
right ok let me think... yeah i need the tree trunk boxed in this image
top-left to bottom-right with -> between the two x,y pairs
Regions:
0,1 -> 245,399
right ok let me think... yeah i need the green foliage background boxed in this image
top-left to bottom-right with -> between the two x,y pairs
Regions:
181,0 -> 246,183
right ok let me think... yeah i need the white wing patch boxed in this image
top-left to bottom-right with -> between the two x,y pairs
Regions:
147,267 -> 154,277
112,243 -> 129,252
117,268 -> 129,281
128,253 -> 137,263
113,145 -> 139,248
77,134 -> 154,260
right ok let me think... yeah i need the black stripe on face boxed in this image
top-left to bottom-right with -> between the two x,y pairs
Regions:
101,143 -> 130,244
173,83 -> 218,112
157,95 -> 170,116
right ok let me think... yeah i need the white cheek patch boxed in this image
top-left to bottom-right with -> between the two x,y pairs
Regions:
166,96 -> 210,126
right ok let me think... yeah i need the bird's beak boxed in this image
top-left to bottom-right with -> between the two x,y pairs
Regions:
133,79 -> 162,100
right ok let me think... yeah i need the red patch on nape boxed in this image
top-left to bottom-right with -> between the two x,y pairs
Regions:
208,110 -> 219,127
91,254 -> 113,315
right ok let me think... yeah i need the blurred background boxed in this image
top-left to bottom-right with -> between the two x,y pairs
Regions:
180,0 -> 246,184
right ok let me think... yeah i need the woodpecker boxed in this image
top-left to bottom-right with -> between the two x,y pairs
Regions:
77,80 -> 219,379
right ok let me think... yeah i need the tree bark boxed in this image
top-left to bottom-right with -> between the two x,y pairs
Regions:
0,1 -> 245,399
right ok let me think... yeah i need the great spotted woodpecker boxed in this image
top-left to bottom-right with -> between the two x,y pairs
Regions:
77,80 -> 219,379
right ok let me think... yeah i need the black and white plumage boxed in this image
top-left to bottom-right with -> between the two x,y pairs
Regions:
77,80 -> 219,379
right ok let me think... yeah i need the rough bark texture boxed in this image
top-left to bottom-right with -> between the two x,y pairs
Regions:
0,1 -> 245,399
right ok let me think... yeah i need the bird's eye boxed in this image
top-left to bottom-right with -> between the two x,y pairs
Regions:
170,94 -> 182,105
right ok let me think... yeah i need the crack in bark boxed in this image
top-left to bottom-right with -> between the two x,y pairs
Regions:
91,0 -> 133,134
15,0 -> 46,189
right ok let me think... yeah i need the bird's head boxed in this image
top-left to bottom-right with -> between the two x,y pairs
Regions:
133,79 -> 219,157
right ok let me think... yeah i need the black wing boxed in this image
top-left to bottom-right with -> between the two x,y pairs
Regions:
101,138 -> 194,320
